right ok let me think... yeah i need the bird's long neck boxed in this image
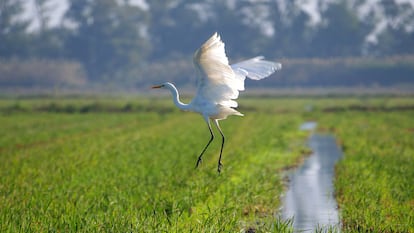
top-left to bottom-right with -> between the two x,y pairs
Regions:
166,84 -> 191,111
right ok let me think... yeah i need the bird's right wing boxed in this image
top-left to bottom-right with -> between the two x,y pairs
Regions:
192,33 -> 242,108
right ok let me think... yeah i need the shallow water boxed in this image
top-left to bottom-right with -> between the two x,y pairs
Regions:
299,121 -> 317,131
281,134 -> 343,232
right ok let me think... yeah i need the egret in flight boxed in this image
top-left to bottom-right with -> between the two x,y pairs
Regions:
152,32 -> 281,173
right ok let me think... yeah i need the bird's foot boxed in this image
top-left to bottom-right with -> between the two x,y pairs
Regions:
195,157 -> 202,168
217,162 -> 223,173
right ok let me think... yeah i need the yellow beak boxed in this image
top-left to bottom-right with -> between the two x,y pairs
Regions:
151,85 -> 163,89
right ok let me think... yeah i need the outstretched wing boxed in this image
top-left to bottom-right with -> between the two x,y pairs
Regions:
231,56 -> 282,81
192,32 -> 281,109
192,32 -> 242,108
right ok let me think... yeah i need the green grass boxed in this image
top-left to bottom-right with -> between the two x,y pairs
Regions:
1,96 -> 413,232
0,97 -> 310,232
317,110 -> 414,232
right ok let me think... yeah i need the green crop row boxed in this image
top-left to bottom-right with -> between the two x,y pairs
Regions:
0,98 -> 310,232
317,111 -> 414,232
1,97 -> 413,232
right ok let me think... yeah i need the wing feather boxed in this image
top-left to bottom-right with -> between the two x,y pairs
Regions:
231,56 -> 282,81
193,33 -> 241,108
192,33 -> 281,110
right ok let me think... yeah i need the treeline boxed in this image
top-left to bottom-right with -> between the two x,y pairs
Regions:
134,55 -> 414,89
0,59 -> 86,88
271,56 -> 414,88
2,55 -> 412,91
1,0 -> 414,89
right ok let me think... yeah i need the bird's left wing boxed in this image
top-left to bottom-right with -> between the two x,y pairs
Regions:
192,33 -> 243,108
231,56 -> 282,81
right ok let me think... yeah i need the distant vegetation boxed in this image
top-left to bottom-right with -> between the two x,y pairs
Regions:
135,55 -> 414,89
1,55 -> 413,92
1,0 -> 414,90
0,59 -> 86,88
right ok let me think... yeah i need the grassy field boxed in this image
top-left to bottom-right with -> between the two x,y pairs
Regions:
0,96 -> 413,232
0,97 -> 309,232
319,109 -> 414,232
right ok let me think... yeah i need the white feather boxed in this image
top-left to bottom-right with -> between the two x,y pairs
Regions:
192,33 -> 281,114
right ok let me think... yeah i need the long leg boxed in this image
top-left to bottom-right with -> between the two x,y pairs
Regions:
195,117 -> 214,168
213,120 -> 225,173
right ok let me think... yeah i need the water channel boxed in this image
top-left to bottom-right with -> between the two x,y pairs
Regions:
281,123 -> 343,232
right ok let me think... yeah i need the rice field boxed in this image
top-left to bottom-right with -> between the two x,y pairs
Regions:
0,96 -> 413,232
320,108 -> 414,232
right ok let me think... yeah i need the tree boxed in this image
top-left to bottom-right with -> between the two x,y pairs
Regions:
147,1 -> 275,60
268,1 -> 313,58
27,0 -> 68,58
206,1 -> 270,59
0,0 -> 30,57
146,1 -> 210,60
64,0 -> 150,80
310,2 -> 369,57
374,1 -> 414,55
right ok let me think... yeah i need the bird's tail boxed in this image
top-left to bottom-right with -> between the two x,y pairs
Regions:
232,109 -> 244,117
215,106 -> 243,120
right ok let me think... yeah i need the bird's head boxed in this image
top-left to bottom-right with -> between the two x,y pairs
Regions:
152,82 -> 172,89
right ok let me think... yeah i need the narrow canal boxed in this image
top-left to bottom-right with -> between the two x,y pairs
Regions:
281,131 -> 343,232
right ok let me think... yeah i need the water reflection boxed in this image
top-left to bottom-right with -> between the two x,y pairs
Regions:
282,134 -> 343,232
299,121 -> 317,131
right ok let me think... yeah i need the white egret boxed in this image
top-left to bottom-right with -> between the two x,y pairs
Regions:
152,32 -> 281,173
